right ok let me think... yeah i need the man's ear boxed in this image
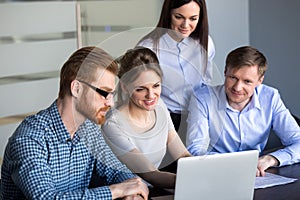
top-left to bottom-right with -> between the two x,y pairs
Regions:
70,80 -> 81,98
258,75 -> 264,85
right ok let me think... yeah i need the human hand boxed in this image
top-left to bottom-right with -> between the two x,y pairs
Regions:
256,155 -> 279,177
110,177 -> 148,200
122,194 -> 145,200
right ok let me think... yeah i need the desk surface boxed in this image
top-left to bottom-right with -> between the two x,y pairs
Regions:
150,163 -> 300,200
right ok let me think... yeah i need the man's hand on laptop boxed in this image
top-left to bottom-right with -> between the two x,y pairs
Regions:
122,194 -> 147,200
256,155 -> 279,176
109,177 -> 149,200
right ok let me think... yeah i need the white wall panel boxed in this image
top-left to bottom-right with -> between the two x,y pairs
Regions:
0,78 -> 59,117
0,39 -> 76,77
79,0 -> 162,47
80,0 -> 161,27
0,2 -> 77,37
85,28 -> 155,58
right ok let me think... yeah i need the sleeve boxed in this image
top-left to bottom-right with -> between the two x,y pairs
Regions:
208,35 -> 216,62
93,139 -> 136,184
186,86 -> 211,156
81,121 -> 136,184
267,90 -> 300,166
204,35 -> 216,83
116,149 -> 158,174
101,112 -> 136,157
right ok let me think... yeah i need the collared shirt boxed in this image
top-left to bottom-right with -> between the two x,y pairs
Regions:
187,84 -> 300,166
139,33 -> 215,113
1,100 -> 135,199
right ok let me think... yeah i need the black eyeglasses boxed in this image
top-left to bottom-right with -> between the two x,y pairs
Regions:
77,80 -> 115,99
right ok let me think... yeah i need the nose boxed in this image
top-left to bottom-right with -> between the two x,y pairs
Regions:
232,81 -> 243,91
181,19 -> 188,28
104,95 -> 114,107
146,89 -> 155,99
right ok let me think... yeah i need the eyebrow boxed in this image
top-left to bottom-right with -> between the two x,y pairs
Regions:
135,81 -> 161,89
174,13 -> 199,18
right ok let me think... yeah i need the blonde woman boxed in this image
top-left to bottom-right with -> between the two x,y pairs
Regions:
102,47 -> 190,189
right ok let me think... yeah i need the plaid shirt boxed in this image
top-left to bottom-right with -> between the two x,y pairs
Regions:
1,100 -> 135,199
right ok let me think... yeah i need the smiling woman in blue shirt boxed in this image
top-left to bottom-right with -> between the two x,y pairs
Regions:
137,0 -> 215,144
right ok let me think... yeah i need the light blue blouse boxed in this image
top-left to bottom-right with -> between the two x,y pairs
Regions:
139,33 -> 215,113
187,84 -> 300,166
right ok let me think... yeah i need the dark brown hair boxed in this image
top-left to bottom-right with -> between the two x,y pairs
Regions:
140,1 -> 208,51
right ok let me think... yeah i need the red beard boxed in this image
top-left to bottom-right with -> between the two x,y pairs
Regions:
95,106 -> 110,125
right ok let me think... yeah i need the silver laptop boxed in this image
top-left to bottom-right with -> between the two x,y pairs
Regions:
174,150 -> 259,200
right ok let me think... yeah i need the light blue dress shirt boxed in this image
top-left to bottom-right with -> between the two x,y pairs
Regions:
187,84 -> 300,166
139,33 -> 215,113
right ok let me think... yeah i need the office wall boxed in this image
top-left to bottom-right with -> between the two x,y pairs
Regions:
79,0 -> 162,58
250,0 -> 300,117
206,0 -> 249,85
0,1 -> 80,162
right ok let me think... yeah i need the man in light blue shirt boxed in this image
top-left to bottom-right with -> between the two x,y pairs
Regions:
187,46 -> 300,176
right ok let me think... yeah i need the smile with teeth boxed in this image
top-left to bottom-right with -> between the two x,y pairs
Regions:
144,99 -> 156,106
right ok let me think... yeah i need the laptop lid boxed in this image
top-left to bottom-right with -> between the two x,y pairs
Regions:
174,150 -> 259,200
